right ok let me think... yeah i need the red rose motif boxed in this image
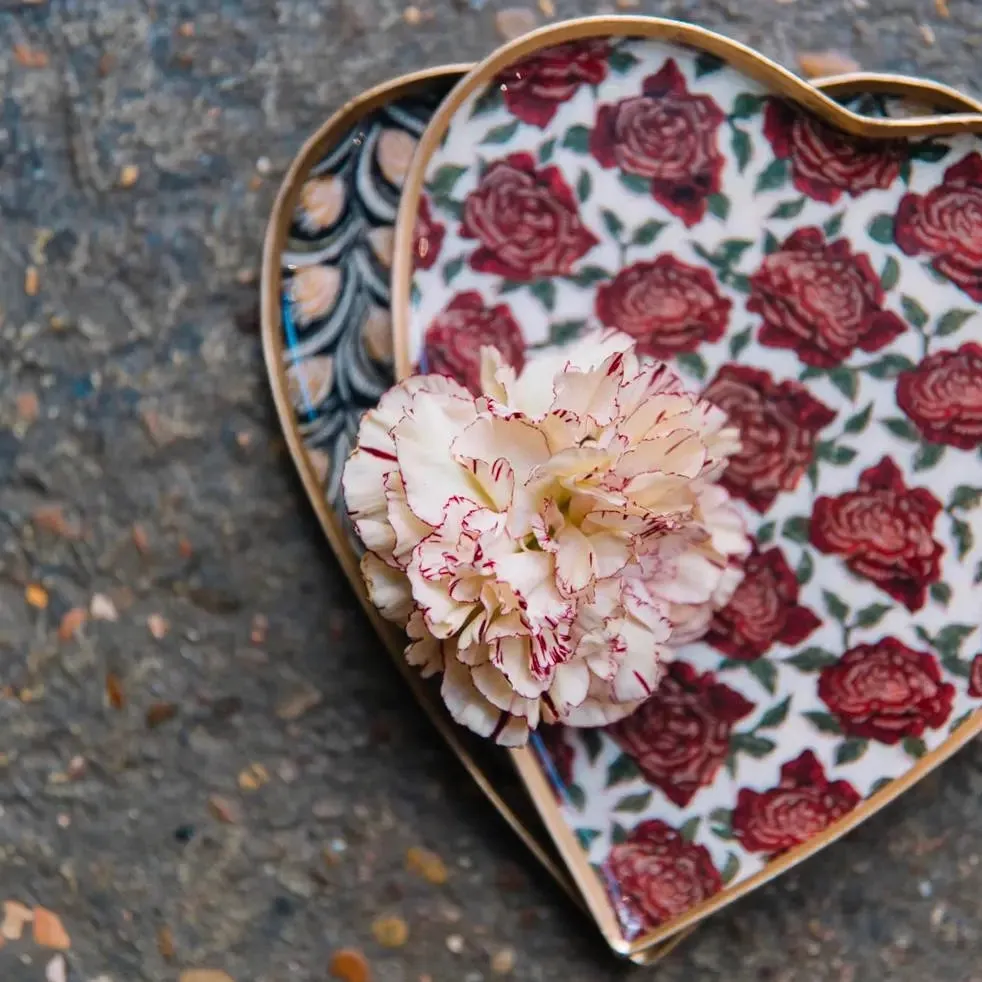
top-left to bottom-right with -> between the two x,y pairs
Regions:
763,100 -> 903,204
461,153 -> 599,281
607,662 -> 754,808
819,637 -> 955,743
732,750 -> 861,856
413,195 -> 445,271
810,457 -> 944,611
969,655 -> 982,698
594,255 -> 731,358
895,152 -> 982,301
496,40 -> 611,128
703,364 -> 837,513
605,820 -> 723,933
896,343 -> 982,450
705,546 -> 821,662
423,292 -> 525,395
537,725 -> 575,793
590,60 -> 725,227
748,227 -> 906,367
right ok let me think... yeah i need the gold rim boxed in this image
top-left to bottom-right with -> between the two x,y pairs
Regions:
258,62 -> 697,965
388,18 -> 982,956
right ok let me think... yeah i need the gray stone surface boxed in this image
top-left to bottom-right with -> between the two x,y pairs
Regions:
2,1 -> 982,980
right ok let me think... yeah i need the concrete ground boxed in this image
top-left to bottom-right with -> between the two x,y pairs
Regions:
2,1 -> 982,980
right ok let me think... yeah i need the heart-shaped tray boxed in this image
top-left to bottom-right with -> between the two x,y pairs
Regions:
389,17 -> 982,957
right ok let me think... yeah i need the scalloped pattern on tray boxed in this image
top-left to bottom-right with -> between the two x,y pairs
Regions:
403,37 -> 982,944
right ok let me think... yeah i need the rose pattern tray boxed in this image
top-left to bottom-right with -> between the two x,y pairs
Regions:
393,25 -> 982,954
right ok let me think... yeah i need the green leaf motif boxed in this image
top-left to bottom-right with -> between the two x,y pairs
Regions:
432,194 -> 463,220
950,710 -> 973,734
679,816 -> 701,841
632,220 -> 666,246
548,319 -> 588,346
835,738 -> 869,766
796,550 -> 814,586
865,354 -> 915,379
576,169 -> 592,203
481,120 -> 520,145
731,92 -> 765,118
763,230 -> 780,255
708,192 -> 731,220
804,711 -> 844,735
976,559 -> 982,585
611,822 -> 628,845
731,128 -> 752,173
606,753 -> 641,788
470,86 -> 504,119
823,589 -> 850,623
782,516 -> 810,544
786,647 -> 839,672
729,327 -> 752,359
880,255 -> 900,291
608,48 -> 639,74
823,212 -> 844,238
769,197 -> 806,220
721,852 -> 740,885
843,403 -> 873,435
869,776 -> 892,796
936,309 -> 974,337
867,213 -> 895,244
576,828 -> 601,850
941,653 -> 971,679
853,603 -> 892,629
952,518 -> 974,561
539,138 -> 556,163
903,736 -> 927,759
602,209 -> 624,239
756,521 -> 775,545
731,732 -> 777,757
881,416 -> 919,441
580,728 -> 603,764
930,581 -> 952,607
900,295 -> 929,329
619,172 -> 650,194
427,164 -> 468,198
913,442 -> 945,472
910,141 -> 950,163
754,158 -> 788,194
565,783 -> 586,811
757,695 -> 792,730
949,485 -> 982,510
695,52 -> 725,76
565,265 -> 609,288
615,791 -> 653,813
934,624 -> 975,658
442,256 -> 465,286
828,367 -> 858,400
562,125 -> 591,153
676,351 -> 707,382
748,660 -> 778,695
529,280 -> 556,312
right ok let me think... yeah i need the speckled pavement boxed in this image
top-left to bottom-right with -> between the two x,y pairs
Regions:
2,2 -> 982,980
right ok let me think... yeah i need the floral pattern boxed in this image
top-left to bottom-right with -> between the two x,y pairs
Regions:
732,751 -> 860,856
705,545 -> 821,661
591,60 -> 725,227
896,152 -> 982,301
763,100 -> 903,203
461,153 -> 598,280
604,819 -> 723,931
400,36 -> 982,949
896,343 -> 982,449
818,638 -> 955,743
594,255 -> 731,358
810,458 -> 944,611
703,365 -> 837,513
608,662 -> 754,807
496,40 -> 611,128
422,291 -> 526,394
748,228 -> 906,367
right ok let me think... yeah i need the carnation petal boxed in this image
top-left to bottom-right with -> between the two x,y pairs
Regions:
362,552 -> 413,624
